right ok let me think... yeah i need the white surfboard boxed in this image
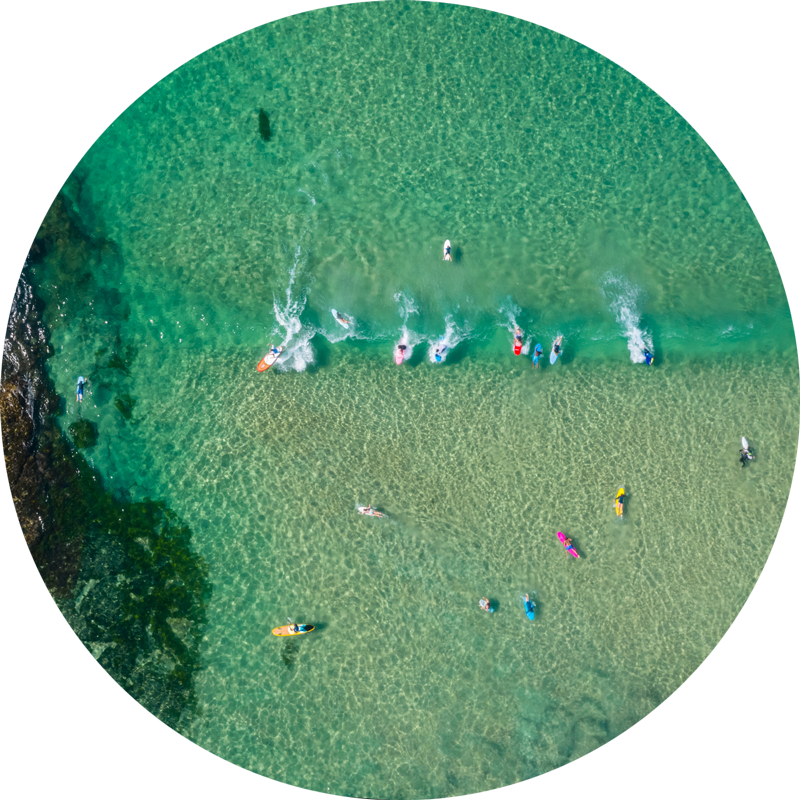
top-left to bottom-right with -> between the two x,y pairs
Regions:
331,309 -> 350,328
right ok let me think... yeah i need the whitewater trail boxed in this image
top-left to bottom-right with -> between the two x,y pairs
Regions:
600,272 -> 653,363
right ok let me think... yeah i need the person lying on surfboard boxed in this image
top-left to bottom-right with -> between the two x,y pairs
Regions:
291,623 -> 313,633
643,348 -> 654,365
335,312 -> 350,325
360,504 -> 386,518
443,241 -> 452,261
515,328 -> 523,343
268,344 -> 280,355
563,537 -> 579,557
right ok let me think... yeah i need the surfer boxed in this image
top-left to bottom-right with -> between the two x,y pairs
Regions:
360,504 -> 386,518
76,376 -> 85,403
443,240 -> 452,261
336,313 -> 349,325
616,493 -> 625,515
479,597 -> 492,613
268,344 -> 280,356
291,623 -> 311,633
524,594 -> 536,620
739,447 -> 754,466
515,327 -> 523,344
643,348 -> 654,365
532,343 -> 543,368
553,340 -> 561,357
563,537 -> 579,557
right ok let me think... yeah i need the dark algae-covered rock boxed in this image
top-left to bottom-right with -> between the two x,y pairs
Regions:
114,393 -> 136,420
258,108 -> 271,141
0,7 -> 210,776
68,418 -> 98,449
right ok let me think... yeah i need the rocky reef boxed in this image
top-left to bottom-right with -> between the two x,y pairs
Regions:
0,0 -> 210,776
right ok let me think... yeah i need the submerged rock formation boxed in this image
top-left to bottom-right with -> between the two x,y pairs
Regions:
0,0 -> 210,776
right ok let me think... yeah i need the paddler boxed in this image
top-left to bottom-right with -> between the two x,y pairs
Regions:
643,348 -> 654,365
443,242 -> 452,261
524,594 -> 536,620
76,376 -> 86,403
515,327 -> 523,344
532,343 -> 543,368
291,623 -> 312,633
563,537 -> 579,557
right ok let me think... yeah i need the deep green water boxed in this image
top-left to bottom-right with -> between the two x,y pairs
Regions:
13,2 -> 798,798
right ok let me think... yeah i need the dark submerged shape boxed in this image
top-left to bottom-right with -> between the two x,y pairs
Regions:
258,108 -> 271,141
68,418 -> 98,449
114,393 -> 136,420
0,7 -> 211,776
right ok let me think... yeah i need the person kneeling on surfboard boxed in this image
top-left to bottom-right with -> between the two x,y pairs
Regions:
291,623 -> 312,633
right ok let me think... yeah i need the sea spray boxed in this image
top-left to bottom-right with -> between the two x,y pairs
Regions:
272,255 -> 316,372
498,297 -> 531,356
429,314 -> 470,363
600,272 -> 653,363
393,291 -> 423,361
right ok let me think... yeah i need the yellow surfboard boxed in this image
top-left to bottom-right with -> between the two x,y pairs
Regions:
615,486 -> 625,517
272,624 -> 315,637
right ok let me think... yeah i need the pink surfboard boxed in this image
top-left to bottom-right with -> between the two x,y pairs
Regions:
557,531 -> 580,558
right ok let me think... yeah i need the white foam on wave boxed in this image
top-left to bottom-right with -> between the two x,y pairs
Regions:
498,297 -> 530,355
272,251 -> 316,372
601,272 -> 653,363
393,291 -> 424,361
298,188 -> 316,206
429,314 -> 470,363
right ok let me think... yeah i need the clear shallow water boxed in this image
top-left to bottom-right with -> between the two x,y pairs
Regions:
16,2 -> 798,798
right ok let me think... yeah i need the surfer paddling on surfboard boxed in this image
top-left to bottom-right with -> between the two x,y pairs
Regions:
514,327 -> 523,356
358,504 -> 387,518
332,309 -> 351,328
395,343 -> 407,365
532,343 -> 543,368
257,344 -> 283,372
550,335 -> 563,365
443,240 -> 452,261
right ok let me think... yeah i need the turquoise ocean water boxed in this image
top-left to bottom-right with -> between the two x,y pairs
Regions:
14,3 -> 799,798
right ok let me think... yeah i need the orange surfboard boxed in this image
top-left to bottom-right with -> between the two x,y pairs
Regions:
257,345 -> 283,372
